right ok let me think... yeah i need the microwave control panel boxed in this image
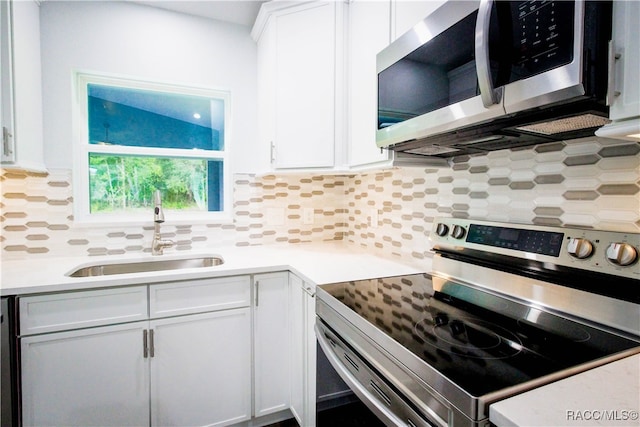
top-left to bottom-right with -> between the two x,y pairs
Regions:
509,1 -> 575,79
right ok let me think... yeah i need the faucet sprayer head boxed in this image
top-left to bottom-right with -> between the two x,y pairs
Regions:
153,190 -> 165,223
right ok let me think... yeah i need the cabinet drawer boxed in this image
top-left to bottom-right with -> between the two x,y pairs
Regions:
19,286 -> 148,335
150,276 -> 251,318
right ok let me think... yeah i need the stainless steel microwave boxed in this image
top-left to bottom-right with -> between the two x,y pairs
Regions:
377,0 -> 613,158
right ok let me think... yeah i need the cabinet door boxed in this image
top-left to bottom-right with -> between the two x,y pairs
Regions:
257,18 -> 277,170
0,0 -> 13,163
348,0 -> 392,168
289,274 -> 305,425
610,0 -> 640,121
150,309 -> 252,427
273,2 -> 336,169
254,272 -> 290,417
289,274 -> 318,427
1,0 -> 45,171
21,322 -> 150,427
302,282 -> 318,427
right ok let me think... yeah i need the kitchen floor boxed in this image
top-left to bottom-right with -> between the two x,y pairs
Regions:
269,401 -> 385,427
318,401 -> 385,426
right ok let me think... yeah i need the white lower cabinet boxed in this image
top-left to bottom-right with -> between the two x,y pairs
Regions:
253,272 -> 290,417
290,274 -> 305,423
18,277 -> 255,427
289,273 -> 317,427
21,322 -> 150,427
150,309 -> 252,427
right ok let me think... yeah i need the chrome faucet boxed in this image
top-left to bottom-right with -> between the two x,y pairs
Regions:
152,190 -> 175,255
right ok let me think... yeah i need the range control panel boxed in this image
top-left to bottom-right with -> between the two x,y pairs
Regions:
431,218 -> 640,279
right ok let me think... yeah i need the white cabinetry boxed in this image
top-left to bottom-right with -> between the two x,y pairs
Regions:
150,310 -> 252,426
289,273 -> 318,427
0,0 -> 45,172
253,1 -> 345,171
290,274 -> 304,424
392,1 -> 444,41
252,0 -> 448,172
149,276 -> 252,426
253,272 -> 290,417
347,0 -> 392,168
21,322 -> 150,427
19,277 -> 253,427
346,0 -> 445,169
20,287 -> 150,427
596,0 -> 640,141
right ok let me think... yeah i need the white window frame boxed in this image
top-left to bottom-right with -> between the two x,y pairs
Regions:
72,71 -> 233,225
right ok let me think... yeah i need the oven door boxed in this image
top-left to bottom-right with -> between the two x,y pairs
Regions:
315,290 -> 466,427
316,320 -> 444,427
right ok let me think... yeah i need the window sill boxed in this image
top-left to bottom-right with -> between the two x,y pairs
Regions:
72,212 -> 234,228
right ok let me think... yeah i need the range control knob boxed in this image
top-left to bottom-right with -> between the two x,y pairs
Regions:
567,238 -> 594,259
606,243 -> 638,266
435,223 -> 449,237
451,225 -> 466,240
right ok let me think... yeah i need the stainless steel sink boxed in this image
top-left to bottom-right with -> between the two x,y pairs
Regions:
67,256 -> 224,277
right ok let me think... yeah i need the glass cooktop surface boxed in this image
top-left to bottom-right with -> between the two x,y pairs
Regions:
319,273 -> 640,397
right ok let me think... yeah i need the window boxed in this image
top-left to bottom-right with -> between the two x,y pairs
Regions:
74,72 -> 231,223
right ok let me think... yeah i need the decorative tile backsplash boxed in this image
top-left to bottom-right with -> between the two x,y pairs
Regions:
0,170 -> 348,260
346,138 -> 640,262
1,137 -> 639,264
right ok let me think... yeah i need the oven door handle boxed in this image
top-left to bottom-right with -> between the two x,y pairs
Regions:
316,325 -> 406,426
316,323 -> 444,427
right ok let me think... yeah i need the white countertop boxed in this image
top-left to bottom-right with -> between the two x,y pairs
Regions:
490,354 -> 640,427
0,242 -> 428,295
2,241 -> 638,426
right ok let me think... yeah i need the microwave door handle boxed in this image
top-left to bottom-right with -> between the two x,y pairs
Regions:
475,0 -> 500,108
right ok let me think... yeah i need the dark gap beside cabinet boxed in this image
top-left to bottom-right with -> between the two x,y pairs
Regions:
267,401 -> 385,427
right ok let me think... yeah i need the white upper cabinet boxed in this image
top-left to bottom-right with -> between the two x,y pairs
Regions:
346,0 -> 445,169
391,0 -> 445,41
596,0 -> 640,141
609,0 -> 640,122
0,0 -> 45,172
253,1 -> 345,171
347,0 -> 392,168
252,1 -> 450,172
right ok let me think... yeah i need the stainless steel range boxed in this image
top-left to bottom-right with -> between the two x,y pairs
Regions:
316,219 -> 640,427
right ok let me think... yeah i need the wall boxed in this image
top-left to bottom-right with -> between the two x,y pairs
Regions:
39,1 -> 265,173
0,169 -> 346,260
2,137 -> 639,262
345,137 -> 640,263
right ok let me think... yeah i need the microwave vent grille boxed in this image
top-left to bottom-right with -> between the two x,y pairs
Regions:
515,114 -> 611,136
405,145 -> 461,156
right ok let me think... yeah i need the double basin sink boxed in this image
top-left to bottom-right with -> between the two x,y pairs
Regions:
67,256 -> 224,277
